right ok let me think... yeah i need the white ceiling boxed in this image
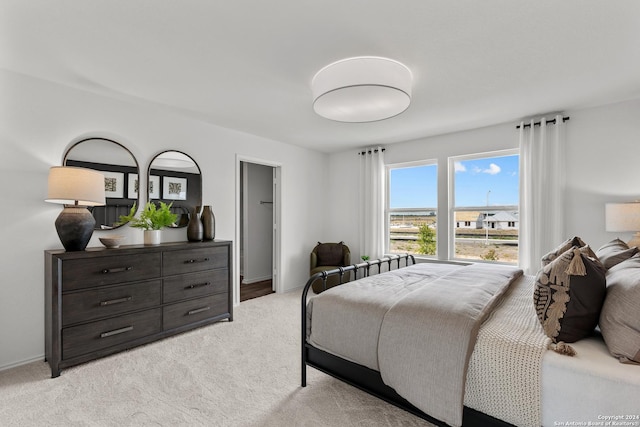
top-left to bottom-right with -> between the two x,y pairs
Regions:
3,1 -> 640,153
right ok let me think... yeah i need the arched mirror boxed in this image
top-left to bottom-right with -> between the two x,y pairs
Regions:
148,151 -> 201,228
63,137 -> 140,230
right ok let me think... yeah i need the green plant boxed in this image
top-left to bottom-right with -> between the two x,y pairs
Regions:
361,255 -> 370,261
118,202 -> 178,230
417,224 -> 436,255
481,249 -> 498,261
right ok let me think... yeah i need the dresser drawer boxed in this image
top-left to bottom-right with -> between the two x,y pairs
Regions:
163,269 -> 228,304
62,308 -> 162,360
62,253 -> 161,291
162,246 -> 228,276
163,293 -> 228,330
62,280 -> 162,326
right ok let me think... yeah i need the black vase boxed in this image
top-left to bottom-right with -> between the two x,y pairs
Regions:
187,207 -> 203,242
201,205 -> 215,240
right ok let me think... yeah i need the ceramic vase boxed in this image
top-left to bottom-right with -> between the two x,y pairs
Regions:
144,229 -> 161,245
187,207 -> 203,242
201,205 -> 216,240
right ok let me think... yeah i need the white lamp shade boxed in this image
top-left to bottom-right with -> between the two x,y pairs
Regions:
312,56 -> 412,122
605,202 -> 640,231
46,166 -> 106,206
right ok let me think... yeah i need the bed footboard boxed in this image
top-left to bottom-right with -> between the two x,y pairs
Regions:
301,253 -> 415,387
300,255 -> 515,427
305,345 -> 513,427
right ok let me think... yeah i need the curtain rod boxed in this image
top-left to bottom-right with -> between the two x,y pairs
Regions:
358,148 -> 386,155
516,116 -> 570,129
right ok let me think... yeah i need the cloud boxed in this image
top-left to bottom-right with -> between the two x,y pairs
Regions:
483,163 -> 501,175
454,162 -> 466,172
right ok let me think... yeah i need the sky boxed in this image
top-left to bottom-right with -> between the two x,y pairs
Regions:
389,154 -> 519,209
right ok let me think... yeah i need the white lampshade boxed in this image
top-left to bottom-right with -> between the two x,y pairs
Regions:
311,56 -> 413,123
605,202 -> 640,231
46,166 -> 106,206
606,202 -> 640,248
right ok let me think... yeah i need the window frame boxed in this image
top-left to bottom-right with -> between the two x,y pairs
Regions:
447,148 -> 520,264
385,159 -> 438,258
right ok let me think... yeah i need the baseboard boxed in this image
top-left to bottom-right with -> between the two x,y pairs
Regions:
241,274 -> 272,285
0,354 -> 44,373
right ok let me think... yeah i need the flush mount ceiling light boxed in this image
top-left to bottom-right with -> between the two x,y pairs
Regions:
312,56 -> 413,123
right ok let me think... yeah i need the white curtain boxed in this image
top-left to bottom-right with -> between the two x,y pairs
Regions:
519,115 -> 566,275
359,147 -> 385,260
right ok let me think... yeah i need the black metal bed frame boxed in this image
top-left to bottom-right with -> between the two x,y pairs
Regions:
300,254 -> 514,427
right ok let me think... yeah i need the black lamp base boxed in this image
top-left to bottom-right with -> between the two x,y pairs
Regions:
55,206 -> 96,251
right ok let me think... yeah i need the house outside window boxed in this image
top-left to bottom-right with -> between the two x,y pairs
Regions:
386,161 -> 437,257
450,150 -> 519,264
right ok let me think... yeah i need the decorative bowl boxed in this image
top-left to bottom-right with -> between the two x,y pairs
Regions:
99,235 -> 125,248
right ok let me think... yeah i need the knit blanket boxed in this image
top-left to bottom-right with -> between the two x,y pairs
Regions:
464,274 -> 551,427
377,263 -> 523,427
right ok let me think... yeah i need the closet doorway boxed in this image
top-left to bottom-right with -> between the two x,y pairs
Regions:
237,159 -> 281,303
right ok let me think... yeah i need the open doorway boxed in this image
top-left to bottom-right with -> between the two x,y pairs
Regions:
239,160 -> 279,302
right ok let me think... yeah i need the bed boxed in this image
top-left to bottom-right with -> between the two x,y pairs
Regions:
300,254 -> 640,427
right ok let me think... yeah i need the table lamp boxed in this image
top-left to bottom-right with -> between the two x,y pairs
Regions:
46,166 -> 106,251
605,202 -> 640,248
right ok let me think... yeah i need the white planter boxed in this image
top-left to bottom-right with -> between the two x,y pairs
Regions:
144,229 -> 161,245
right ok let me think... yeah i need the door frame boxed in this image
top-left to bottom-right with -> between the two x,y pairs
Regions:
235,154 -> 282,306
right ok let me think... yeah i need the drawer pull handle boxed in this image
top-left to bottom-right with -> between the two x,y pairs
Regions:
187,306 -> 211,316
100,296 -> 132,306
101,266 -> 133,274
100,326 -> 134,338
184,257 -> 210,264
185,282 -> 211,290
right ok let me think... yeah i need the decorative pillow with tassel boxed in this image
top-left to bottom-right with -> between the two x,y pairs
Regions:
540,236 -> 587,267
534,245 -> 606,344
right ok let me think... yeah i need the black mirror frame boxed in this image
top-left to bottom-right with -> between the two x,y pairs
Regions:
147,150 -> 202,228
63,137 -> 140,230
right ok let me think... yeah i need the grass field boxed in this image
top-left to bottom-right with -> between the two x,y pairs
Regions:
389,216 -> 518,263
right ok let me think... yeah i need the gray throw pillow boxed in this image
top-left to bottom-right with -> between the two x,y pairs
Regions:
534,245 -> 606,343
595,238 -> 638,270
599,254 -> 640,364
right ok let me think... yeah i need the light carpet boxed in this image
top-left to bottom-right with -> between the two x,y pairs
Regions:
0,289 -> 432,426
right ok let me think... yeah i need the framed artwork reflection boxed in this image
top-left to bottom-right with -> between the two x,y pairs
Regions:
148,175 -> 160,199
101,171 -> 124,198
127,173 -> 139,199
162,176 -> 186,200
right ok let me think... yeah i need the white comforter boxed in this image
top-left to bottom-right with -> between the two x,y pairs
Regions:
307,262 -> 463,370
307,263 -> 640,427
308,262 -> 524,427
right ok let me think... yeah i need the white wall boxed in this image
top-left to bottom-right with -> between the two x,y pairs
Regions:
327,98 -> 640,262
564,98 -> 640,245
242,162 -> 274,283
3,64 -> 639,371
0,70 -> 328,370
326,123 -> 518,260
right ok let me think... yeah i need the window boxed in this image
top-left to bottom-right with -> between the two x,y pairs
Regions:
450,150 -> 519,264
386,161 -> 437,256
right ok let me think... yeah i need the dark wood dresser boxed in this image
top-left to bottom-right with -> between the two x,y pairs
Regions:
45,240 -> 233,377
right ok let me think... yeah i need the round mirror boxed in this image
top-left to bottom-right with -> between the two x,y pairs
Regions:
148,151 -> 201,228
63,137 -> 140,230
